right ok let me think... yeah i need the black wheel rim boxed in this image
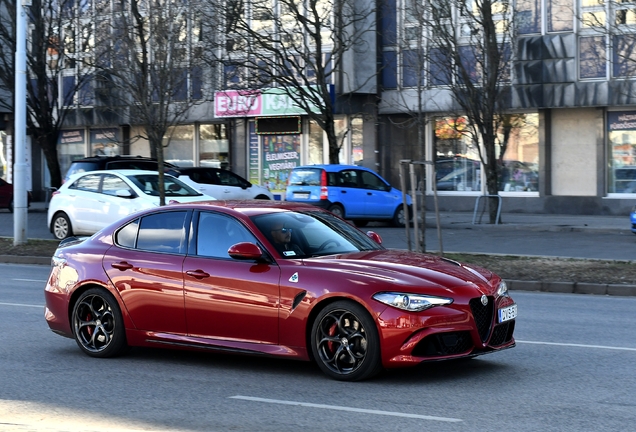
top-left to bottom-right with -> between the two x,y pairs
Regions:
74,294 -> 117,353
315,309 -> 368,375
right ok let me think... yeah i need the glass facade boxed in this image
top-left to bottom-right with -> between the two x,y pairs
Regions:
608,111 -> 636,193
433,114 -> 539,193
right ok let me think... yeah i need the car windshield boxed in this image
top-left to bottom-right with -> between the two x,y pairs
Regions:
288,169 -> 322,186
251,210 -> 383,258
128,174 -> 204,197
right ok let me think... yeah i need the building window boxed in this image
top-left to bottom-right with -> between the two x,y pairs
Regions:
548,0 -> 573,32
580,36 -> 607,79
516,0 -> 541,34
433,114 -> 539,193
382,51 -> 398,89
200,124 -> 230,169
164,125 -> 194,167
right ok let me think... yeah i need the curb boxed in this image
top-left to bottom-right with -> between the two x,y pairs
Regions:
507,279 -> 636,296
0,255 -> 51,265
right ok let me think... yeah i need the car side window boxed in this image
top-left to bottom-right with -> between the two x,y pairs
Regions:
136,211 -> 188,254
115,218 -> 140,248
360,171 -> 388,191
69,174 -> 101,192
101,175 -> 133,196
217,170 -> 242,187
338,170 -> 359,188
195,212 -> 255,258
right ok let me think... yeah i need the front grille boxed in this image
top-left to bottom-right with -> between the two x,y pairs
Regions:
412,331 -> 473,357
490,321 -> 515,346
469,296 -> 494,343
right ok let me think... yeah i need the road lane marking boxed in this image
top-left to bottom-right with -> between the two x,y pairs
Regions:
14,278 -> 48,283
0,302 -> 42,308
517,340 -> 636,352
229,396 -> 462,422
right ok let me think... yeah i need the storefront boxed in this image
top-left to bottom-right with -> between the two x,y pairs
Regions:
215,87 -> 364,199
608,111 -> 636,195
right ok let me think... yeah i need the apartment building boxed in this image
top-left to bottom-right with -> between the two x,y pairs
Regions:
3,0 -> 636,214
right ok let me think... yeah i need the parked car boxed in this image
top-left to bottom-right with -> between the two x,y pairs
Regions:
43,200 -> 517,381
631,205 -> 636,234
0,178 -> 32,212
63,155 -> 180,183
285,164 -> 411,227
48,169 -> 212,240
176,167 -> 273,200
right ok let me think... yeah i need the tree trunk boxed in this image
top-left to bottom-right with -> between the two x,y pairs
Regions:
37,134 -> 62,188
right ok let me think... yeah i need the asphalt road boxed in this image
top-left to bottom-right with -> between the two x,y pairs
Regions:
1,263 -> 636,431
1,208 -> 632,261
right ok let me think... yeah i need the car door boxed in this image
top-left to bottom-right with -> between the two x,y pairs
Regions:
182,211 -> 281,344
215,170 -> 252,199
103,211 -> 189,334
94,174 -> 140,229
359,170 -> 397,218
334,169 -> 366,217
179,170 -> 225,199
66,173 -> 105,232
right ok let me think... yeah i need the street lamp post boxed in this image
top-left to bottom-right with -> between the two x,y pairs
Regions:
13,0 -> 31,245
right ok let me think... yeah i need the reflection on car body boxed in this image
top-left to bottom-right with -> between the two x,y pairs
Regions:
44,201 -> 516,381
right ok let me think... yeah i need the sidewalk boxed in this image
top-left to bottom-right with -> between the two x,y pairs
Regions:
7,201 -> 636,296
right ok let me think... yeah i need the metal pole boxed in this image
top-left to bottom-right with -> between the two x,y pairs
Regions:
399,160 -> 411,251
13,0 -> 30,245
409,163 -> 419,253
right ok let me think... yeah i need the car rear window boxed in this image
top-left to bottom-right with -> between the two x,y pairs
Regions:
66,162 -> 99,178
288,169 -> 323,186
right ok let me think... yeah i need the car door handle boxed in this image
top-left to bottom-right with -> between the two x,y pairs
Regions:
186,269 -> 210,279
341,190 -> 347,193
367,192 -> 373,195
111,261 -> 133,271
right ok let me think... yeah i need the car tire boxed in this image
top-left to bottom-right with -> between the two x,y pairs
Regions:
311,300 -> 382,381
52,212 -> 73,240
327,204 -> 345,219
392,205 -> 408,227
72,288 -> 128,358
8,199 -> 13,213
254,195 -> 271,200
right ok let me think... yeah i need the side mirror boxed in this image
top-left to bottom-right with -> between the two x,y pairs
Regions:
115,189 -> 134,198
228,242 -> 265,260
366,231 -> 382,245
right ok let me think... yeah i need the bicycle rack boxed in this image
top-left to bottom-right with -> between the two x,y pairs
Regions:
472,195 -> 502,225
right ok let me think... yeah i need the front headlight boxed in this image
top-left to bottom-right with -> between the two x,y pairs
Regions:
373,292 -> 453,312
497,280 -> 509,297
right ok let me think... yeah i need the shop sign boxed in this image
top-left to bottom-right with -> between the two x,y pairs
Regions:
608,111 -> 636,131
58,129 -> 85,145
90,128 -> 120,144
214,86 -> 323,118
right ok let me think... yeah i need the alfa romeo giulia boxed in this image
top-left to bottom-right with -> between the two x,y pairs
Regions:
44,201 -> 517,381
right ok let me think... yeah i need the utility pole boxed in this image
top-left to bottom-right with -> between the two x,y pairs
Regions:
13,0 -> 30,245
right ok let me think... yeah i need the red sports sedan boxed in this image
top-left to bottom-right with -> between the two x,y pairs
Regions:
44,201 -> 517,381
0,177 -> 31,211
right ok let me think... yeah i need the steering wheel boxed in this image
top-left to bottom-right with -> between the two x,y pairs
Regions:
317,239 -> 339,252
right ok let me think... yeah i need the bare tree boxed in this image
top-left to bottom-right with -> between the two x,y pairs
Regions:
400,0 -> 518,223
215,0 -> 378,164
91,0 -> 209,204
0,0 -> 93,188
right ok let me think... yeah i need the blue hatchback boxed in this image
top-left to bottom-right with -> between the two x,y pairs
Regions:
285,164 -> 412,227
631,205 -> 636,234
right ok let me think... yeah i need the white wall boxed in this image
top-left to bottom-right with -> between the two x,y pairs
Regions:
551,108 -> 600,196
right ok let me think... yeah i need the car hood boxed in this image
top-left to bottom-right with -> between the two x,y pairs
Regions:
304,249 -> 496,294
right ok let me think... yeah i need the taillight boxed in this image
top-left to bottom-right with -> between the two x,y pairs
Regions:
320,170 -> 328,200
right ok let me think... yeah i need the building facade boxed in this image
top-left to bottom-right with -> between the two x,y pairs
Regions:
4,0 -> 636,214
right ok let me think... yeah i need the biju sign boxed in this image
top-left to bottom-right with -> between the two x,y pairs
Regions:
214,86 -> 323,118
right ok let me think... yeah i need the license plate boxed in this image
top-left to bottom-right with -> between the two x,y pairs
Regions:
293,192 -> 310,199
498,304 -> 517,323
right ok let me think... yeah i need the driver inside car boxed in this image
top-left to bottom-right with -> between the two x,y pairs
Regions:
269,221 -> 304,257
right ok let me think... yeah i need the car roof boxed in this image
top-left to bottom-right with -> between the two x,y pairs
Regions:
66,169 -> 177,181
293,164 -> 372,172
164,199 -> 321,216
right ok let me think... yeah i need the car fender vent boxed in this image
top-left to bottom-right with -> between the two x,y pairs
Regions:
292,291 -> 307,310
